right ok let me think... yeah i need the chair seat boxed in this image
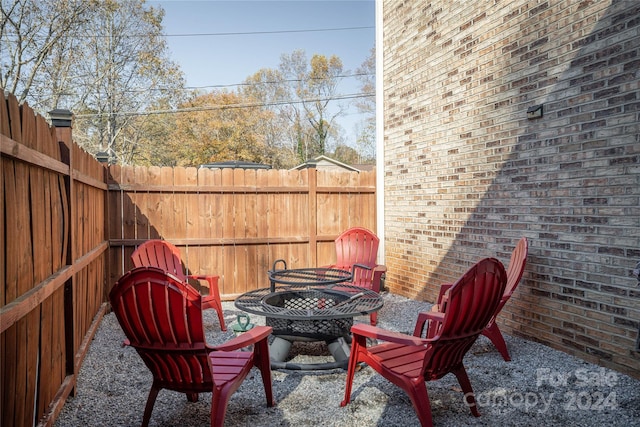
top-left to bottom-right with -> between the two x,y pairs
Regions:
424,237 -> 528,360
210,351 -> 254,384
368,342 -> 426,377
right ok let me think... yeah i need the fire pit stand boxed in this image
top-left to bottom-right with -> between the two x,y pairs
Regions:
234,260 -> 384,370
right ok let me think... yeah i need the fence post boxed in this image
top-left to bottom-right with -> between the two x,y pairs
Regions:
48,109 -> 77,395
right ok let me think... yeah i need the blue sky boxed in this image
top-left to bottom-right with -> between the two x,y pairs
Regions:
149,0 -> 375,143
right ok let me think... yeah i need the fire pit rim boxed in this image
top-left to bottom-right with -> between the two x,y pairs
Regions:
234,283 -> 383,320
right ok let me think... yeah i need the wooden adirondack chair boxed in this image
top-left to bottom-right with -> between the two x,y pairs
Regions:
324,227 -> 386,325
109,266 -> 275,427
426,237 -> 528,361
341,258 -> 507,427
131,239 -> 226,331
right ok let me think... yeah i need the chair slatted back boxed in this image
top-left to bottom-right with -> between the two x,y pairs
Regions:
334,227 -> 380,287
504,237 -> 528,298
425,258 -> 507,379
131,240 -> 188,281
109,267 -> 213,388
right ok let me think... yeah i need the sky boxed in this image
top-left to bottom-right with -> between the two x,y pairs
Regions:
148,0 -> 376,144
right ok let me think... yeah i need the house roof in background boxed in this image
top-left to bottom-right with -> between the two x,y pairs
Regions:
200,161 -> 272,170
291,155 -> 360,172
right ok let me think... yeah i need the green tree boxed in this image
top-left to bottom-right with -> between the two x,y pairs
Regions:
332,144 -> 360,165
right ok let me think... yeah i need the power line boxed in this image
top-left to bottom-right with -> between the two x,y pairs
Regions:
161,26 -> 374,38
3,25 -> 374,42
111,71 -> 375,93
74,92 -> 375,118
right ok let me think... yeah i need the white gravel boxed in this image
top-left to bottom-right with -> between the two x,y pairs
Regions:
55,293 -> 640,427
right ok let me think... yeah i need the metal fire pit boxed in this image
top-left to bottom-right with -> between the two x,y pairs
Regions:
234,260 -> 384,370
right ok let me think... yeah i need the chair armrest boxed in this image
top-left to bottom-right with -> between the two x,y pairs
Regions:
413,311 -> 445,337
370,265 -> 387,293
187,274 -> 220,288
212,326 -> 272,352
188,275 -> 223,307
351,324 -> 429,346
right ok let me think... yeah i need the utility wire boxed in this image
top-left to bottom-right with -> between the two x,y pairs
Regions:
113,71 -> 374,93
5,25 -> 374,42
75,92 -> 374,118
161,26 -> 374,38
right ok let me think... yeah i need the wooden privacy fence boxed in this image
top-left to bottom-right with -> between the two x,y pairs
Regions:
1,94 -> 108,426
107,165 -> 378,299
1,92 -> 377,426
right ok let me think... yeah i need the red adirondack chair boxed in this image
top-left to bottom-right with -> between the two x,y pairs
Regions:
341,258 -> 507,427
425,237 -> 528,361
131,239 -> 226,331
109,266 -> 275,427
324,227 -> 386,325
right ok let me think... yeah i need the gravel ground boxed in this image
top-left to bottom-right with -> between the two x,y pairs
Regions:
55,293 -> 640,427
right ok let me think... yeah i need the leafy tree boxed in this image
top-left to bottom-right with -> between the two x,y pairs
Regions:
282,50 -> 346,161
243,49 -> 347,166
333,144 -> 360,165
241,68 -> 299,168
157,91 -> 273,167
127,98 -> 180,166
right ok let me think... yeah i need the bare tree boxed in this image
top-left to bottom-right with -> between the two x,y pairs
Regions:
353,47 -> 376,162
1,0 -> 95,104
242,68 -> 299,168
242,49 -> 348,165
281,50 -> 346,161
2,0 -> 185,164
71,0 -> 185,163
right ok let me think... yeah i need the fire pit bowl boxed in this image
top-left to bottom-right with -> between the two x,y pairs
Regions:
262,288 -> 355,341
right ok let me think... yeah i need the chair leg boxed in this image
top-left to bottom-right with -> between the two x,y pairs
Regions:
254,339 -> 275,407
404,380 -> 434,427
452,364 -> 480,418
340,335 -> 365,407
211,386 -> 233,427
482,322 -> 511,361
141,386 -> 160,427
214,304 -> 227,331
203,296 -> 227,331
369,311 -> 377,326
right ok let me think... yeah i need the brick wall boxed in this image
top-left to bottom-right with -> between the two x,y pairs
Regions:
382,0 -> 639,377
